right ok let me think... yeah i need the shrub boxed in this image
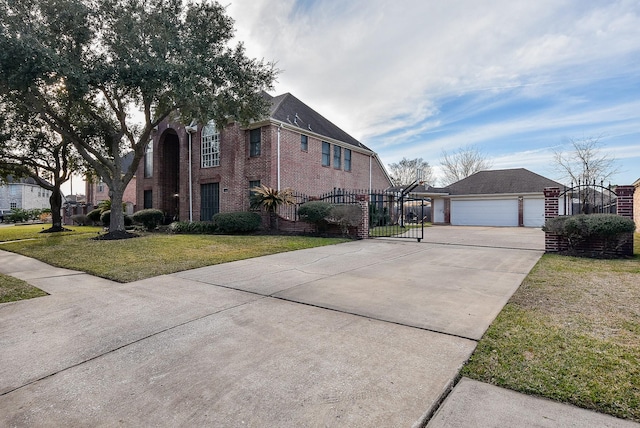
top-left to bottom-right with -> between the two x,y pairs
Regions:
132,209 -> 164,231
100,210 -> 133,227
326,204 -> 362,235
87,208 -> 102,223
543,214 -> 635,238
299,201 -> 332,228
168,221 -> 218,234
544,214 -> 635,256
8,209 -> 29,223
212,211 -> 261,234
71,214 -> 90,226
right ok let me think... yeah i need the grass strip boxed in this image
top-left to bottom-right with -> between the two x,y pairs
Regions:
0,273 -> 48,303
462,243 -> 640,422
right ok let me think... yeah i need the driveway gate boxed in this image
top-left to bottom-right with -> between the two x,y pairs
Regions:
369,182 -> 426,242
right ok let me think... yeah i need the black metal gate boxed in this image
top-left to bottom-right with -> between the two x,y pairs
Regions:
559,180 -> 617,215
369,182 -> 426,242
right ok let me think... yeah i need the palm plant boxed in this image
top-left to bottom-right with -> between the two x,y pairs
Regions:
249,185 -> 294,230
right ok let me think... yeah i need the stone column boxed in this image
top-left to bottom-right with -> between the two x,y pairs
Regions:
615,185 -> 635,256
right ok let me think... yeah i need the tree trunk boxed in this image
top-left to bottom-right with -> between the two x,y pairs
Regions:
109,185 -> 126,232
48,188 -> 64,232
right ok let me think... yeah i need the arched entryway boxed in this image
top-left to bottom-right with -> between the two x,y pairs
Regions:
158,129 -> 181,221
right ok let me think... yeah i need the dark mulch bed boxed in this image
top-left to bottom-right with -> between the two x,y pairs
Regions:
92,230 -> 140,240
39,227 -> 73,233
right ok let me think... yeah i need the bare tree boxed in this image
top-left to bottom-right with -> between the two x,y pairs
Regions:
440,145 -> 492,185
388,157 -> 435,186
552,137 -> 619,185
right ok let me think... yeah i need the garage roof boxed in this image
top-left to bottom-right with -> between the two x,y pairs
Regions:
447,168 -> 564,195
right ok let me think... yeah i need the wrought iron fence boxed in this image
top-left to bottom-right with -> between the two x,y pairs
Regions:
276,187 -> 427,242
560,180 -> 617,216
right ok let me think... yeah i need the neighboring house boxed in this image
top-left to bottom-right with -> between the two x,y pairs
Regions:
634,177 -> 640,232
0,176 -> 53,212
424,169 -> 564,227
85,152 -> 137,215
137,92 -> 392,222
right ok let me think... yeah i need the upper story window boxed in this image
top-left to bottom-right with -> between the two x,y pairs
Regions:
250,128 -> 261,157
301,135 -> 308,151
98,181 -> 105,192
144,141 -> 153,178
344,149 -> 352,172
322,141 -> 330,167
333,146 -> 341,169
202,121 -> 220,168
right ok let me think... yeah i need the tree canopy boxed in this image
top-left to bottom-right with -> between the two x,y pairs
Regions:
440,145 -> 492,185
0,0 -> 277,236
388,157 -> 435,187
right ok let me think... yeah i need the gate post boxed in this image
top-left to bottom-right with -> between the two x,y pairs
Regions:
544,187 -> 561,253
616,185 -> 635,255
616,186 -> 634,220
356,194 -> 369,239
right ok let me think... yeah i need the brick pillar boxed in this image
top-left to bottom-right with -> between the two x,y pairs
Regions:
444,199 -> 450,224
356,194 -> 369,239
544,187 -> 561,253
616,185 -> 635,256
518,196 -> 524,227
616,186 -> 634,219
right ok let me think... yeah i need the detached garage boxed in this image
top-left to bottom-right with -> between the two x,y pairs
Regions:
431,168 -> 563,228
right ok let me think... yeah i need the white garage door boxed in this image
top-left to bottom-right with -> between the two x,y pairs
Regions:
523,198 -> 544,227
451,199 -> 518,226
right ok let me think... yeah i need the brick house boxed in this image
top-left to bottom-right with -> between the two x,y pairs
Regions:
137,92 -> 392,222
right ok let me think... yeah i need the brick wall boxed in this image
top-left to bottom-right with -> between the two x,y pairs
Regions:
137,120 -> 392,222
544,186 -> 635,256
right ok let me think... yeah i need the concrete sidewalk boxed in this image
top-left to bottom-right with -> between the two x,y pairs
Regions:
1,230 -> 637,427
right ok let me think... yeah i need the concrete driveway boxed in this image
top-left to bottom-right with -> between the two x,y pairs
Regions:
0,226 -> 544,427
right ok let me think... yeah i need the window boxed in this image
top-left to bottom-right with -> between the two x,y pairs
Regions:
201,121 -> 220,168
98,181 -> 105,192
333,146 -> 341,169
322,141 -> 330,167
250,128 -> 261,157
143,190 -> 153,209
344,149 -> 352,172
301,135 -> 308,151
144,141 -> 153,178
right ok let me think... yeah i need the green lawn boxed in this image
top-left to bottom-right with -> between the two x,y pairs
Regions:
0,224 -> 348,283
0,272 -> 48,303
462,232 -> 640,422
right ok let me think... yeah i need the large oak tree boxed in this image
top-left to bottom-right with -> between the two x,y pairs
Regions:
0,0 -> 276,236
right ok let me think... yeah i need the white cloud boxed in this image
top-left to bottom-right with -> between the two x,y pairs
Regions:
226,0 -> 640,184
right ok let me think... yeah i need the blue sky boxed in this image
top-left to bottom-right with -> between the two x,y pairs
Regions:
228,0 -> 640,186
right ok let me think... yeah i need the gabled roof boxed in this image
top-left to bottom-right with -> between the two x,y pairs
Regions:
264,92 -> 370,151
2,175 -> 53,187
446,168 -> 564,195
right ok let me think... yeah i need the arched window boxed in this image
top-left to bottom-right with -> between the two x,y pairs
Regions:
144,141 -> 153,178
202,121 -> 220,168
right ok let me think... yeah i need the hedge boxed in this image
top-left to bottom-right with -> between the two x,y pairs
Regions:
212,211 -> 262,234
132,209 -> 164,231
